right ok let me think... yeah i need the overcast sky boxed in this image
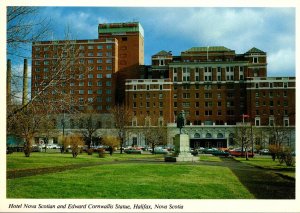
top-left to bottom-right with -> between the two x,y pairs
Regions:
13,7 -> 297,77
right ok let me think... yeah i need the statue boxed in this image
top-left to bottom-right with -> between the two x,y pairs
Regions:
176,110 -> 185,134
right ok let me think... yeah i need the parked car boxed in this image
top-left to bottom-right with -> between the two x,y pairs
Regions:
259,149 -> 270,155
202,148 -> 218,154
46,144 -> 61,149
124,148 -> 142,154
190,149 -> 199,156
211,150 -> 230,157
228,149 -> 254,157
153,147 -> 169,154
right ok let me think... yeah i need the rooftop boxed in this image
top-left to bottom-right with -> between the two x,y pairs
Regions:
98,22 -> 144,37
183,46 -> 234,53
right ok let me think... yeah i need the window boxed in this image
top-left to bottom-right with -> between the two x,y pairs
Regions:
88,59 -> 94,64
97,74 -> 102,78
97,97 -> 102,102
88,82 -> 93,86
97,45 -> 103,49
97,52 -> 103,56
204,93 -> 212,98
106,81 -> 111,86
88,45 -> 93,50
88,90 -> 93,94
79,82 -> 84,86
88,74 -> 93,78
79,90 -> 84,94
97,89 -> 102,94
106,74 -> 112,78
97,66 -> 102,70
106,66 -> 112,70
106,89 -> 112,94
205,110 -> 212,116
255,118 -> 260,126
253,57 -> 258,63
106,44 -> 112,49
106,59 -> 112,63
269,118 -> 274,126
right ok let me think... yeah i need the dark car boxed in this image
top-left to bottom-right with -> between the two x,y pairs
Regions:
211,150 -> 230,157
124,148 -> 142,154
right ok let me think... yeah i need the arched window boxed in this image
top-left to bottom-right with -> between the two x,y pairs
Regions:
206,133 -> 212,138
217,133 -> 224,138
194,133 -> 200,138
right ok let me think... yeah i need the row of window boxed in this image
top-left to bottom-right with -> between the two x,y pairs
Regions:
174,75 -> 243,82
34,89 -> 113,95
174,101 -> 238,108
174,66 -> 245,73
255,100 -> 289,107
34,73 -> 112,80
34,44 -> 113,52
255,91 -> 288,98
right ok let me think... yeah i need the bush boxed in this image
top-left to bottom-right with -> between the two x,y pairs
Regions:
65,134 -> 84,158
87,148 -> 93,155
98,148 -> 105,158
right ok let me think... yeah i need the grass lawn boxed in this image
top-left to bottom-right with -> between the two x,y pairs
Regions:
234,156 -> 295,178
6,152 -> 254,199
6,152 -> 164,171
199,155 -> 222,162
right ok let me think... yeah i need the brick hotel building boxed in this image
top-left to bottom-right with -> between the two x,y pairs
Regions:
31,22 -> 295,149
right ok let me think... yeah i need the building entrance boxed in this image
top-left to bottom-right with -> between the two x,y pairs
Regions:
190,139 -> 227,149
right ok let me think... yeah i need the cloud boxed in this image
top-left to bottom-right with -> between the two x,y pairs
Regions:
268,48 -> 295,76
37,7 -> 295,76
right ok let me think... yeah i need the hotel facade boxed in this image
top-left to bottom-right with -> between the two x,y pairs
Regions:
30,22 -> 295,150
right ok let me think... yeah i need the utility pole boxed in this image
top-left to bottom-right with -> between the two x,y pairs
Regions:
22,59 -> 28,106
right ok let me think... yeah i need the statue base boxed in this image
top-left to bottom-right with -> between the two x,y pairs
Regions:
174,134 -> 199,162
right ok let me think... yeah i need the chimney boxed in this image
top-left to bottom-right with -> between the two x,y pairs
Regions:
22,59 -> 28,106
7,59 -> 11,106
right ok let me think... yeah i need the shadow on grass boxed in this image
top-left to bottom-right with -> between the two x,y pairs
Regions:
220,157 -> 295,199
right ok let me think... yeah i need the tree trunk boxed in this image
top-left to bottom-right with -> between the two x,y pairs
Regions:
120,138 -> 123,154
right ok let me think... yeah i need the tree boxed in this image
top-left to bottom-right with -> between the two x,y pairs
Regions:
7,7 -> 50,57
65,134 -> 84,158
143,116 -> 167,154
233,124 -> 252,160
267,116 -> 294,166
110,104 -> 133,154
77,111 -> 100,149
7,105 -> 46,157
101,135 -> 120,155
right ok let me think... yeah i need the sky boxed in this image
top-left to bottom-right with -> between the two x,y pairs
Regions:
8,7 -> 296,77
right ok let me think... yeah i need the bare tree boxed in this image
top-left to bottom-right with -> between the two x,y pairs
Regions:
267,116 -> 294,166
110,104 -> 133,154
233,124 -> 252,160
7,105 -> 48,157
77,111 -> 100,149
143,115 -> 167,154
7,6 -> 50,57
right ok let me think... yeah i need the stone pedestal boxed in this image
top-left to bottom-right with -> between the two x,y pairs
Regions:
174,134 -> 199,162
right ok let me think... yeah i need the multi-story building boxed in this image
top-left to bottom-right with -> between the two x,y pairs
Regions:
30,22 -> 295,150
125,46 -> 295,149
31,38 -> 118,114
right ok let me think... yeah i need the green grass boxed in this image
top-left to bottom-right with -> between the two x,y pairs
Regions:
6,152 -> 164,171
200,155 -> 222,162
7,163 -> 254,199
234,156 -> 295,178
6,152 -> 254,198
